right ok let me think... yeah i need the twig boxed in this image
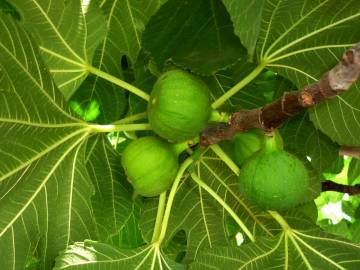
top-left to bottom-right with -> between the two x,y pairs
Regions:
339,146 -> 360,159
201,42 -> 360,146
321,180 -> 360,195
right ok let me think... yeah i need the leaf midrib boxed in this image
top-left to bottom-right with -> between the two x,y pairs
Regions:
0,132 -> 89,237
31,0 -> 84,63
0,128 -> 89,182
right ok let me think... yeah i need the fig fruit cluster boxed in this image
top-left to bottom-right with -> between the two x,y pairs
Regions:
122,69 -> 212,197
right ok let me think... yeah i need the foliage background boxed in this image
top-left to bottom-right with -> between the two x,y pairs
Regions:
0,0 -> 359,269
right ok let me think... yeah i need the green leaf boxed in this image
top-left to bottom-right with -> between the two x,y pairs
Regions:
140,149 -> 275,262
140,197 -> 159,243
139,199 -> 189,263
208,69 -> 294,111
325,156 -> 345,175
85,135 -> 134,242
9,0 -> 107,98
142,0 -> 246,75
348,158 -> 360,184
222,0 -> 265,59
207,71 -> 268,110
350,221 -> 360,243
319,219 -> 351,239
83,0 -> 163,122
108,199 -> 145,249
54,241 -> 186,270
0,0 -> 20,19
69,75 -> 127,124
129,51 -> 157,115
0,14 -> 95,268
280,113 -> 339,172
93,0 -> 163,65
189,212 -> 360,269
256,0 -> 360,146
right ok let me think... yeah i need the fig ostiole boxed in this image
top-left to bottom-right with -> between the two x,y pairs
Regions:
148,69 -> 211,142
238,135 -> 309,211
121,136 -> 180,197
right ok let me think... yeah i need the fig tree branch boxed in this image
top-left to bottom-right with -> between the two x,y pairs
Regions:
201,42 -> 360,146
339,146 -> 360,159
321,180 -> 360,195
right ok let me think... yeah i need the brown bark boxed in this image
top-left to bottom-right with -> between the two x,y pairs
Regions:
201,42 -> 360,146
339,146 -> 360,159
322,180 -> 360,195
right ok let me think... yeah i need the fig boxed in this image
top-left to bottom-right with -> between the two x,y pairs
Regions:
121,136 -> 179,197
232,129 -> 264,166
148,69 -> 211,142
238,135 -> 309,211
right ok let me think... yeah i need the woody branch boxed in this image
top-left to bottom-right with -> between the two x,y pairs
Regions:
201,42 -> 360,146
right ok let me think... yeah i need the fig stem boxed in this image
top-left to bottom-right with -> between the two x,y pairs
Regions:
211,62 -> 266,109
87,65 -> 150,101
339,146 -> 360,159
171,141 -> 189,156
151,191 -> 167,243
209,110 -> 230,123
210,144 -> 240,176
156,158 -> 194,245
264,135 -> 278,152
190,173 -> 255,242
90,123 -> 152,133
110,112 -> 147,125
268,211 -> 291,231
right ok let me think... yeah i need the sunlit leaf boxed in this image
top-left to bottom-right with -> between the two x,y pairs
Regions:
189,212 -> 360,269
82,0 -> 163,122
140,149 -> 276,262
9,0 -> 107,98
348,159 -> 360,184
0,14 -> 95,268
108,199 -> 145,249
54,241 -> 185,270
85,135 -> 134,242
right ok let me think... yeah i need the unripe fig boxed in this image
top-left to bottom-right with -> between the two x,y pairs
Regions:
238,135 -> 309,211
148,69 -> 211,142
121,136 -> 179,197
232,129 -> 264,166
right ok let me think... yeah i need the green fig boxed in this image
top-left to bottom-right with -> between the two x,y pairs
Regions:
148,69 -> 211,142
121,136 -> 179,197
232,129 -> 264,166
238,135 -> 309,211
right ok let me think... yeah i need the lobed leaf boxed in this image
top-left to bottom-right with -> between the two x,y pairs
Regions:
189,212 -> 360,269
280,113 -> 339,172
256,0 -> 360,146
54,241 -> 185,270
9,0 -> 107,98
142,0 -> 246,75
0,13 -> 95,268
85,135 -> 134,242
222,0 -> 266,59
